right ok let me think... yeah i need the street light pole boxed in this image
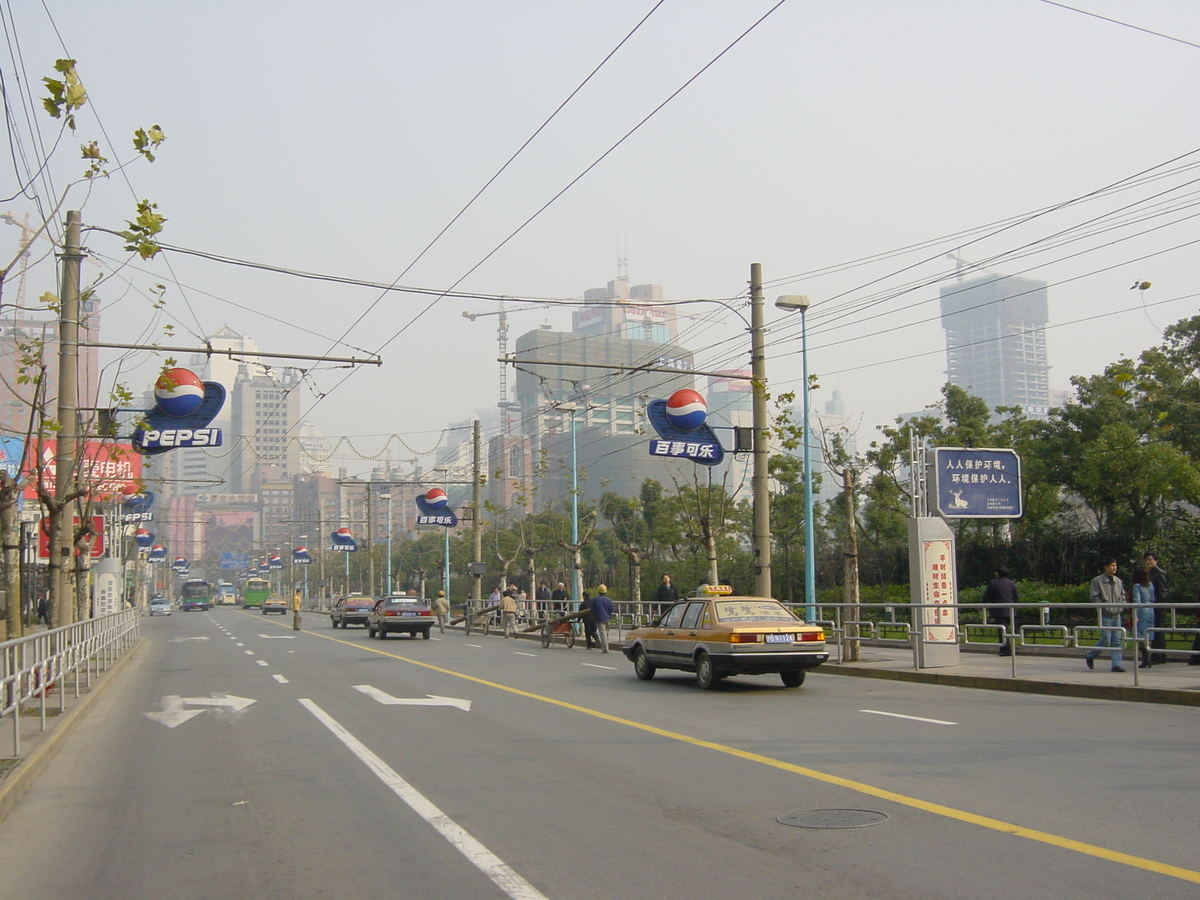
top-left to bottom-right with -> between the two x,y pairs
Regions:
557,403 -> 581,610
380,496 -> 392,595
775,294 -> 816,621
750,264 -> 772,599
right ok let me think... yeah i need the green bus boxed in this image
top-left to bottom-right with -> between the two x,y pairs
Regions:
179,579 -> 214,612
242,578 -> 270,610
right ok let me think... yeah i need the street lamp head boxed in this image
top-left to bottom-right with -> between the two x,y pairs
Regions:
556,402 -> 578,413
775,294 -> 811,311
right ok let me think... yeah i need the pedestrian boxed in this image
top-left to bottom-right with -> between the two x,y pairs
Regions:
501,588 -> 518,638
982,566 -> 1018,656
1143,553 -> 1169,663
591,584 -> 614,654
654,574 -> 679,607
550,581 -> 569,614
1129,567 -> 1154,669
36,594 -> 49,626
1084,558 -> 1127,673
489,585 -> 502,605
579,591 -> 597,649
431,590 -> 450,634
536,582 -> 551,602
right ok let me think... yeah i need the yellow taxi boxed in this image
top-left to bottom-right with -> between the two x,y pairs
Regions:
620,587 -> 827,689
262,595 -> 289,615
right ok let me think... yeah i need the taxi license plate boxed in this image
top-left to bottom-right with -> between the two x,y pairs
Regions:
766,634 -> 794,643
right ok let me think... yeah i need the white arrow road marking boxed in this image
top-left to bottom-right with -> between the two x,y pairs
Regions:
353,684 -> 471,711
143,693 -> 256,728
167,637 -> 210,643
860,709 -> 959,726
300,699 -> 547,900
258,634 -> 297,639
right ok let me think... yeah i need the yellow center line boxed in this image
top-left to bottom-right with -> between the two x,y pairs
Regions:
288,618 -> 1200,885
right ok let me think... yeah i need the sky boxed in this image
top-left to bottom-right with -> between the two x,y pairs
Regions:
4,1 -> 1199,473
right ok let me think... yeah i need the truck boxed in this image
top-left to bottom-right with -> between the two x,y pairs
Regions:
242,578 -> 270,610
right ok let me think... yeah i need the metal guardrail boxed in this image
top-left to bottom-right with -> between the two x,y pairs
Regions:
1,608 -> 141,756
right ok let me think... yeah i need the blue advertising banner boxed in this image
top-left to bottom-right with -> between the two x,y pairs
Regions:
933,447 -> 1022,518
0,436 -> 24,479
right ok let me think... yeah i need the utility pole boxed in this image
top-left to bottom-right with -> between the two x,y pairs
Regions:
750,263 -> 772,599
51,211 -> 82,627
471,420 -> 482,602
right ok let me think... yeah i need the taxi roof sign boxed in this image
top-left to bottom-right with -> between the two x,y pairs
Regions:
701,584 -> 734,595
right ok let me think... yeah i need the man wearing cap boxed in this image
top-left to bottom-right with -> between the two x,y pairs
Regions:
431,590 -> 450,633
591,584 -> 614,654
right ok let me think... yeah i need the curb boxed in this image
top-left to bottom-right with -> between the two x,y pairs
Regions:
820,661 -> 1200,707
0,639 -> 144,828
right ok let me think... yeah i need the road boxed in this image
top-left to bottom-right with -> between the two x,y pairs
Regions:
0,607 -> 1197,900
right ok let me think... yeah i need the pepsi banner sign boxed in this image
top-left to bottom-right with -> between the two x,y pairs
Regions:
132,367 -> 227,455
330,527 -> 358,552
415,488 -> 457,527
292,546 -> 312,564
646,389 -> 723,466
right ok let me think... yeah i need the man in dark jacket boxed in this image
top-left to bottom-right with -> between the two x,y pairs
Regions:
653,574 -> 679,606
1143,554 -> 1169,663
982,567 -> 1019,656
590,585 -> 614,654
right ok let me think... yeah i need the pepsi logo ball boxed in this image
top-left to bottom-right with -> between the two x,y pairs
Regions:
337,527 -> 352,537
424,488 -> 448,510
155,367 -> 205,417
665,389 -> 707,432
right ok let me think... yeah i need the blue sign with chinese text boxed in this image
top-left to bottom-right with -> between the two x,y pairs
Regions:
933,447 -> 1022,518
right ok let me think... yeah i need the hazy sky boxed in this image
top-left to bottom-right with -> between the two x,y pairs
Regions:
5,1 -> 1199,472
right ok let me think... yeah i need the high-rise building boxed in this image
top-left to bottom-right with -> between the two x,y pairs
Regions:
511,281 -> 698,505
228,365 -> 302,494
939,273 -> 1051,418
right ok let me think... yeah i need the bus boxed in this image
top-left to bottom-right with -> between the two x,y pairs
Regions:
242,578 -> 270,610
216,582 -> 238,605
179,579 -> 214,612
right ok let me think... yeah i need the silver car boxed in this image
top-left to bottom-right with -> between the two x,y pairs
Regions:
149,598 -> 172,616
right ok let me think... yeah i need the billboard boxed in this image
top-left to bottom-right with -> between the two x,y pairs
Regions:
23,439 -> 142,500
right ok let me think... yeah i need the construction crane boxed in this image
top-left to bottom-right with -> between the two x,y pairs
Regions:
462,300 -> 559,409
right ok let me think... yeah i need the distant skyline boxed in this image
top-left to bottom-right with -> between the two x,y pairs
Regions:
2,1 -> 1197,475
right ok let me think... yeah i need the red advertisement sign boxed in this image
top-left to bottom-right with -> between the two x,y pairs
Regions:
38,515 -> 106,559
23,439 -> 142,500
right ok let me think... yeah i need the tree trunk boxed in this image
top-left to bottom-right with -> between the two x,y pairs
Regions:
842,468 -> 861,662
1,477 -> 20,640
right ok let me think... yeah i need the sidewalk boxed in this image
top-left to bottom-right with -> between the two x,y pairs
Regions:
818,641 -> 1200,706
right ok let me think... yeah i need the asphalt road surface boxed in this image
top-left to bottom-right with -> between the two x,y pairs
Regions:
0,608 -> 1197,900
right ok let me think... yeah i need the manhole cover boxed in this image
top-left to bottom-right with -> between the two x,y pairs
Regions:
777,808 -> 889,829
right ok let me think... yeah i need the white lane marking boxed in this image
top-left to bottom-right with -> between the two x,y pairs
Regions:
167,637 -> 210,643
354,685 -> 471,711
273,674 -> 289,683
244,650 -> 255,656
256,660 -> 269,667
299,699 -> 547,900
582,663 -> 618,670
465,643 -> 484,649
144,694 -> 256,728
860,709 -> 959,726
515,652 -> 537,657
258,634 -> 297,639
235,642 -> 244,646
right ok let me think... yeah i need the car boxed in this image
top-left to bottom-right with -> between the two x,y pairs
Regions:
620,588 -> 828,689
367,595 -> 435,640
330,594 -> 376,628
149,598 -> 172,616
262,595 -> 289,615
